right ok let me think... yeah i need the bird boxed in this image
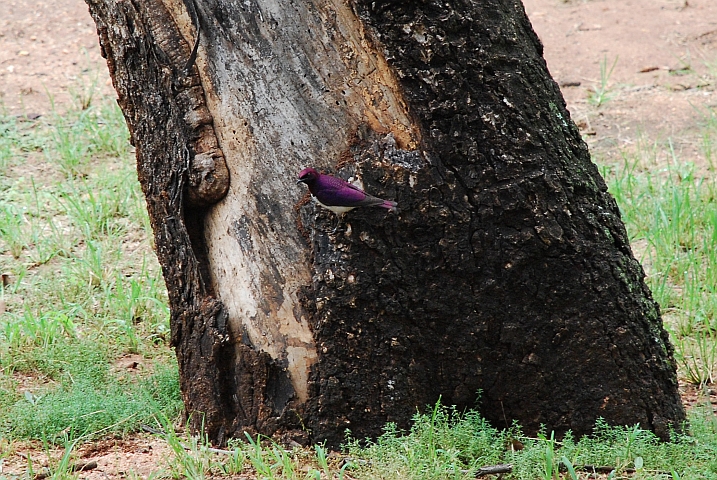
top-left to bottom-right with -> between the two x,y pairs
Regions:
297,167 -> 398,214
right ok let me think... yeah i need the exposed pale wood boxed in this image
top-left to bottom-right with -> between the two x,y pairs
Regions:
164,0 -> 421,402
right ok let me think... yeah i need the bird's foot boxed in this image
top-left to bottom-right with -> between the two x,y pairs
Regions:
330,215 -> 344,234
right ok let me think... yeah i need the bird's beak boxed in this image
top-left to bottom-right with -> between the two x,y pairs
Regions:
297,178 -> 306,184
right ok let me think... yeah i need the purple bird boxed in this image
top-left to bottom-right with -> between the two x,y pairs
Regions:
297,167 -> 397,214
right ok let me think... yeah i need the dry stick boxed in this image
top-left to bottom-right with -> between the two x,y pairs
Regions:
580,465 -> 636,474
573,465 -> 671,476
475,464 -> 513,477
471,463 -> 670,478
34,461 -> 98,480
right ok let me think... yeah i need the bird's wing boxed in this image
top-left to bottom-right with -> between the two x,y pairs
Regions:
313,175 -> 386,208
339,179 -> 391,207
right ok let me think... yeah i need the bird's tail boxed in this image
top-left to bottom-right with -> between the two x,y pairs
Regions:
382,200 -> 398,213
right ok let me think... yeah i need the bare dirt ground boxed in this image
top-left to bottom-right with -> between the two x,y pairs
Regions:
527,0 -> 717,168
1,0 -> 717,477
0,0 -> 114,114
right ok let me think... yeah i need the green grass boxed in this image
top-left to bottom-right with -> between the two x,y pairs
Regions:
587,55 -> 619,107
340,403 -> 717,480
5,348 -> 181,441
0,91 -> 177,443
124,402 -> 717,480
599,113 -> 717,386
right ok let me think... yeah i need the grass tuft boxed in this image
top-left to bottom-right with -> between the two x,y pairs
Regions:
600,126 -> 717,385
0,91 -> 176,443
588,55 -> 619,107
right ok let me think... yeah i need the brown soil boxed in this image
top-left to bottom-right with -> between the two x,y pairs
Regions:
525,0 -> 717,166
1,0 -> 716,476
0,0 -> 114,115
1,435 -> 173,479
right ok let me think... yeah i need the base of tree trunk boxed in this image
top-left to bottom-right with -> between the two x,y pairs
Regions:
85,0 -> 685,447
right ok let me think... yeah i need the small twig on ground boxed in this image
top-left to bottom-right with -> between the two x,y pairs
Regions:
575,465 -> 671,476
475,464 -> 513,477
579,465 -> 635,474
33,461 -> 98,480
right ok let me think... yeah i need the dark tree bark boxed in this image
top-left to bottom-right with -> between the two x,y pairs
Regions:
85,0 -> 685,447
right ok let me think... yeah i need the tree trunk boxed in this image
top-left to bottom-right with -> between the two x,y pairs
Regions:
85,0 -> 685,446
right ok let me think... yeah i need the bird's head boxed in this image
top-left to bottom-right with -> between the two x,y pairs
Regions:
297,167 -> 319,184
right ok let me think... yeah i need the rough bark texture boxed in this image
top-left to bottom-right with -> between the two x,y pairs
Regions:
84,0 -> 281,443
86,0 -> 685,448
301,0 -> 686,445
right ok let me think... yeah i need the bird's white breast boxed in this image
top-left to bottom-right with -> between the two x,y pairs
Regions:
313,197 -> 355,214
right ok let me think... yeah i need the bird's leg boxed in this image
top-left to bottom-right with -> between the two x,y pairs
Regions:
330,214 -> 344,234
